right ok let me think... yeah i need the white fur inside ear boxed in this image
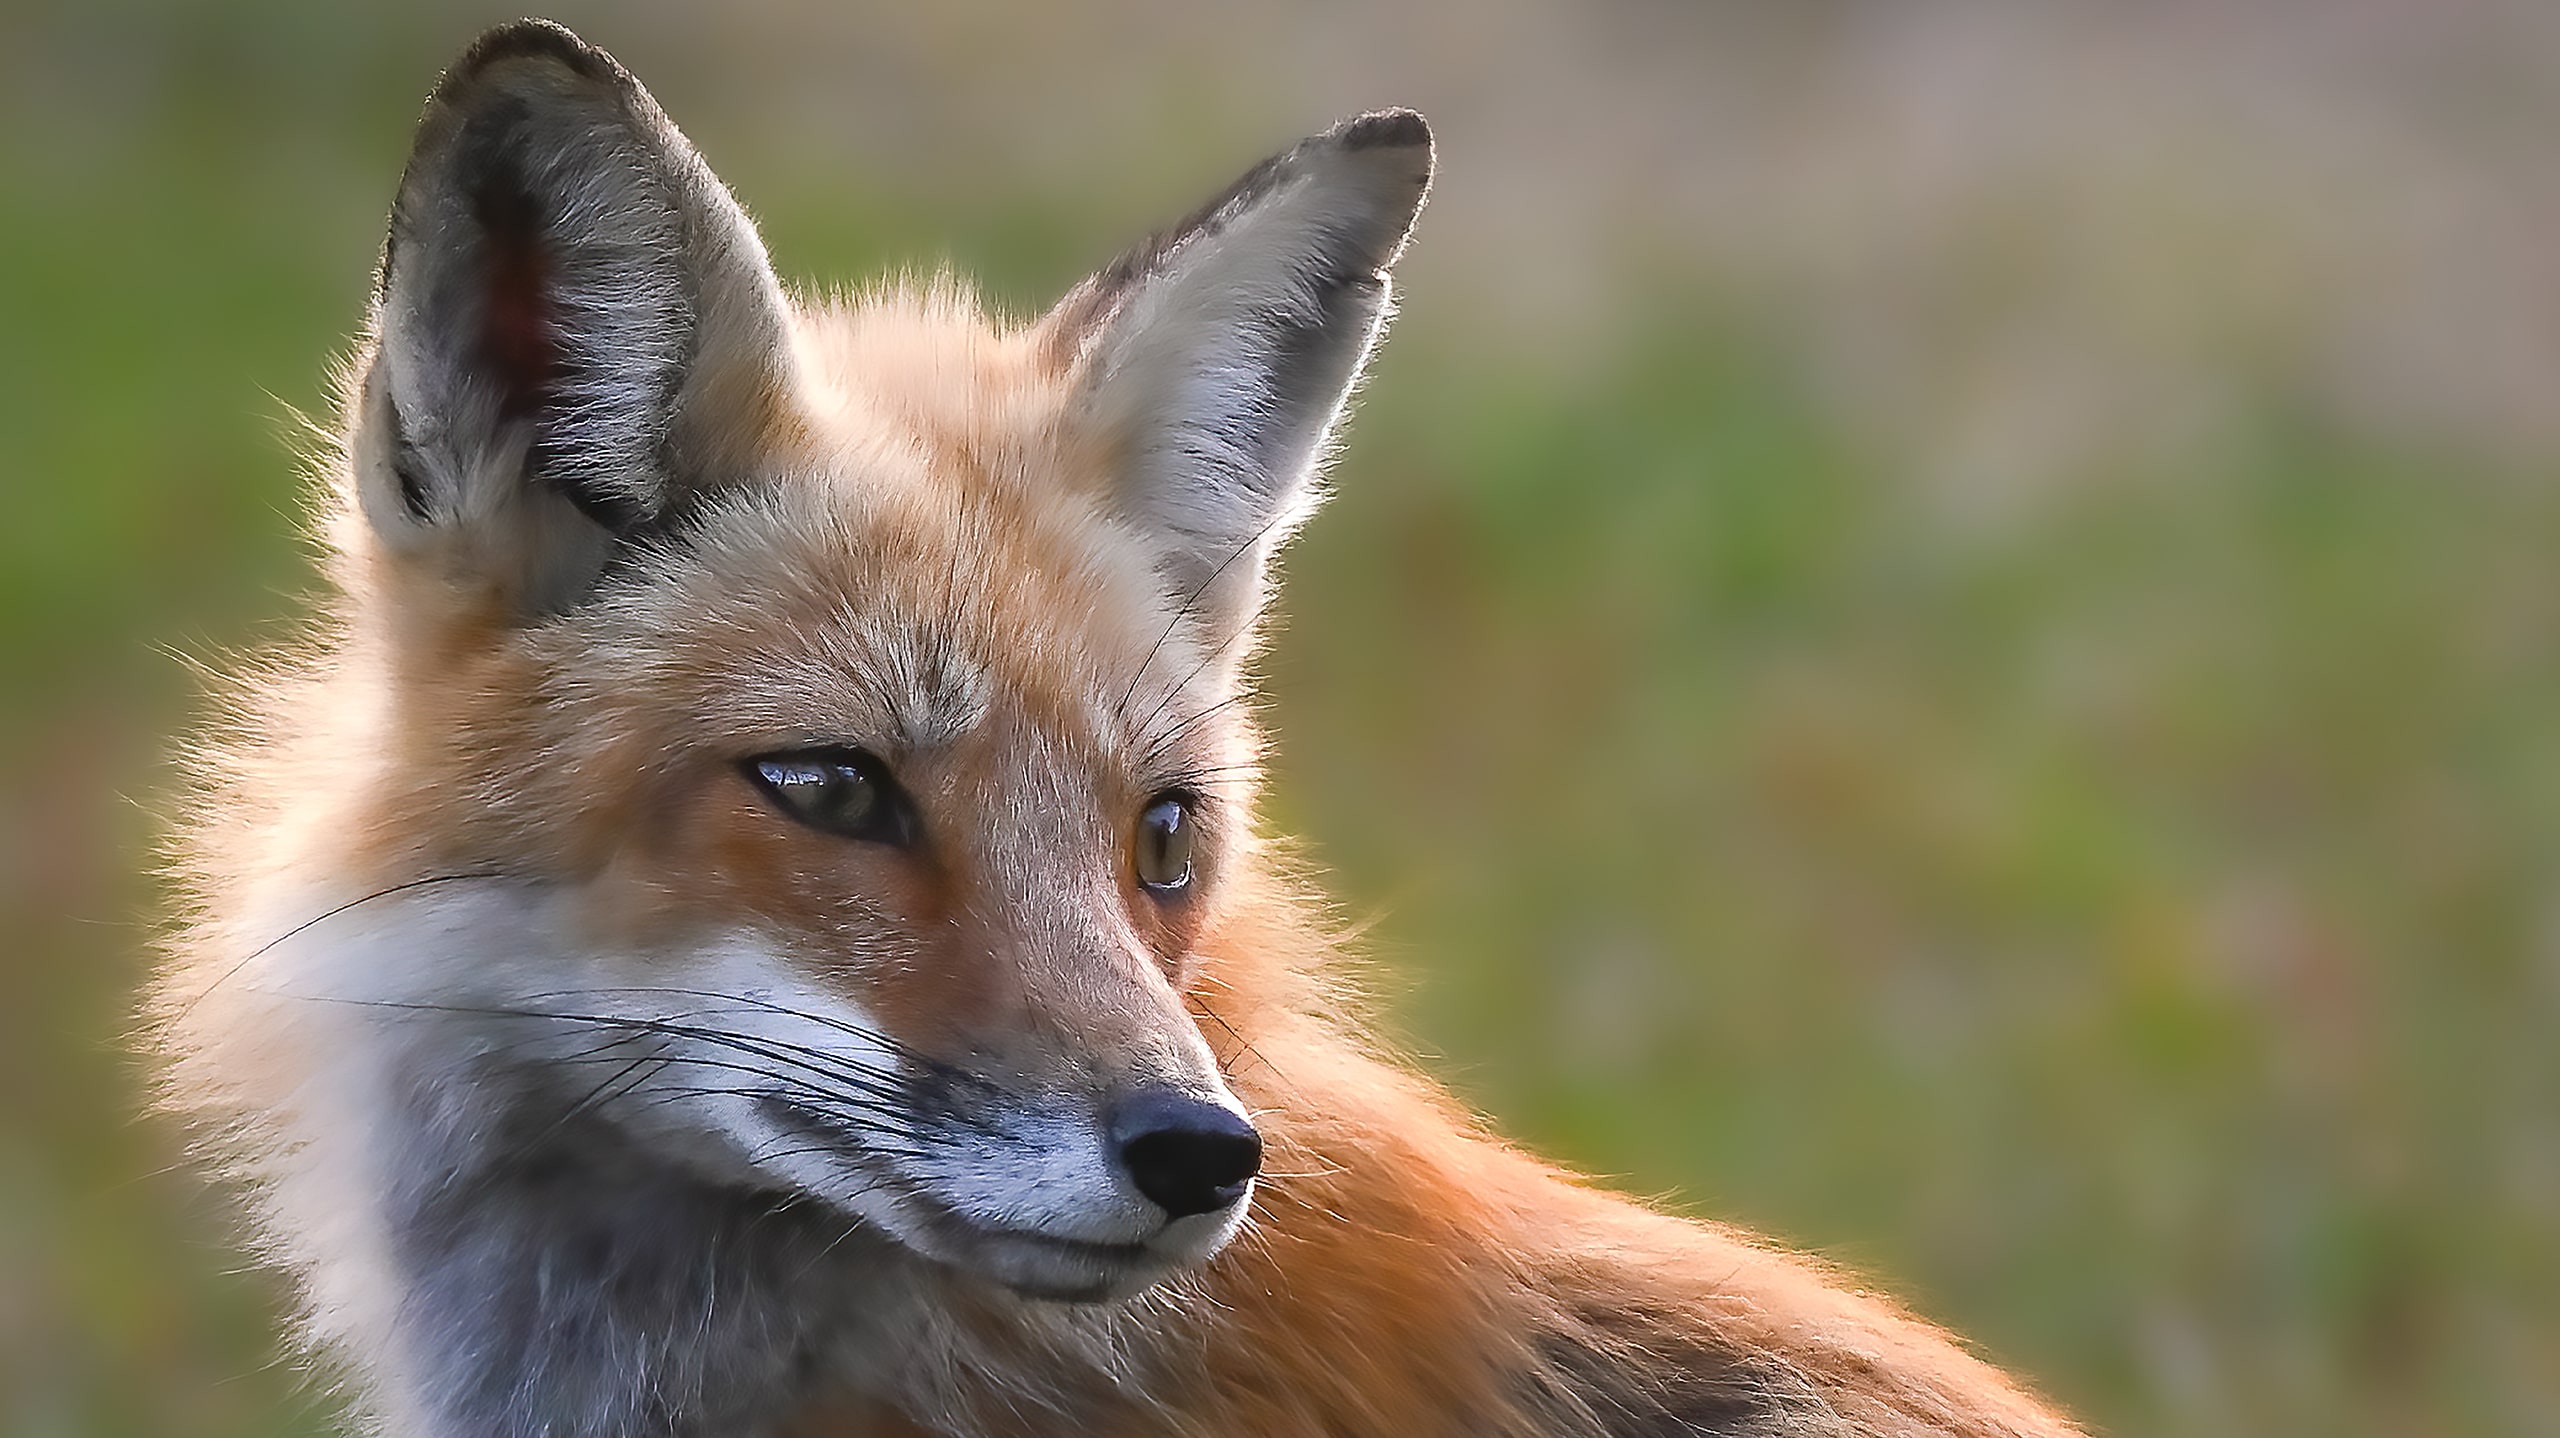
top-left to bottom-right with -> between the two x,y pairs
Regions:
1073,117 -> 1431,629
1088,162 -> 1390,531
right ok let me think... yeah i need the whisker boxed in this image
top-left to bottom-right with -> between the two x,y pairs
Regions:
743,1141 -> 928,1168
1148,761 -> 1262,787
1114,507 -> 1294,727
177,871 -> 512,1022
526,985 -> 972,1087
1126,535 -> 1298,759
289,994 -> 917,1106
1138,692 -> 1258,769
1192,994 -> 1284,1086
1249,1167 -> 1345,1183
566,1064 -> 920,1127
549,1048 -> 920,1121
523,1052 -> 672,1150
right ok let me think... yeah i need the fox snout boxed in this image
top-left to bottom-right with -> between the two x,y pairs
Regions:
667,962 -> 1261,1301
792,1064 -> 1261,1301
674,823 -> 1263,1299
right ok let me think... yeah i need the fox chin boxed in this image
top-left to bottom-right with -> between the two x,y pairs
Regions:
152,18 -> 2087,1438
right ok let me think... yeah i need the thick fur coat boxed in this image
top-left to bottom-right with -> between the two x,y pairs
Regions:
154,20 -> 2085,1438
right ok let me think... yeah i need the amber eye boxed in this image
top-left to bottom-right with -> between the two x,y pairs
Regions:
742,747 -> 918,847
1134,794 -> 1197,895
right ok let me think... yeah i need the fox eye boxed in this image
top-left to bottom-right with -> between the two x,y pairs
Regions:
1134,794 -> 1197,895
743,748 -> 917,848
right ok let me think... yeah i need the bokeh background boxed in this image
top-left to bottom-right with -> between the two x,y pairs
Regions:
6,1 -> 2557,1434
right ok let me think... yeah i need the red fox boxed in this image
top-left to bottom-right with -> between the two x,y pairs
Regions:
155,19 -> 2086,1438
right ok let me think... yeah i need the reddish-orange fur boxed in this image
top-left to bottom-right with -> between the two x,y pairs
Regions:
160,293 -> 2084,1438
154,23 -> 2087,1437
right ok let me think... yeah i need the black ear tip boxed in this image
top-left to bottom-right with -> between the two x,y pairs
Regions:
447,17 -> 620,89
1333,108 -> 1432,154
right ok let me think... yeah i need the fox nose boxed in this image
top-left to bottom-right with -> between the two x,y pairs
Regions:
1110,1089 -> 1262,1220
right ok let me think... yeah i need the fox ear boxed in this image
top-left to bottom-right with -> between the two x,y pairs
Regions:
1045,111 -> 1432,642
353,20 -> 796,615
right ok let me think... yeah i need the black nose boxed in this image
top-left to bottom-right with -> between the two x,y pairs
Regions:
1110,1088 -> 1262,1220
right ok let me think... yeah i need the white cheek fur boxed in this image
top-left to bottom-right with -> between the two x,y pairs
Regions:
189,870 -> 1248,1431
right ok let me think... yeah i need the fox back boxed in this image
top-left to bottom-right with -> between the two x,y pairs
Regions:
156,20 -> 2084,1438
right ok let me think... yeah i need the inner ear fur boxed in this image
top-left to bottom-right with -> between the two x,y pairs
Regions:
354,19 -> 796,617
1042,110 -> 1433,646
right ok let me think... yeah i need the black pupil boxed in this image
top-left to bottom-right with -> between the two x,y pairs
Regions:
1139,798 -> 1192,889
757,756 -> 877,830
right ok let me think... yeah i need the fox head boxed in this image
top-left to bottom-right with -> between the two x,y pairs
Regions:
242,20 -> 1429,1302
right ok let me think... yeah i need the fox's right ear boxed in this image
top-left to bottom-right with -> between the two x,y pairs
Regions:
352,20 -> 795,616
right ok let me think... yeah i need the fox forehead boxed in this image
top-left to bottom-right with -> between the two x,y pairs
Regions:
544,286 -> 1234,777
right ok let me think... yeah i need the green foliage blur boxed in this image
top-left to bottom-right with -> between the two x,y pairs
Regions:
4,3 -> 2553,1435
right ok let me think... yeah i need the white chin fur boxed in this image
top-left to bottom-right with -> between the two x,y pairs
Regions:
887,1181 -> 1253,1303
899,1171 -> 1253,1303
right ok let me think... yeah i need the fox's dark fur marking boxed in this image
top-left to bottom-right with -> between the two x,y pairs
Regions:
1046,108 -> 1427,364
366,1018 -> 944,1438
1532,1323 -> 1810,1437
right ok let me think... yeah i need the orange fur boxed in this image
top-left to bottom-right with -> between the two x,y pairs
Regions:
153,23 -> 2085,1437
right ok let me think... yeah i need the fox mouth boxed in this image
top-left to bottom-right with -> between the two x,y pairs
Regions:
752,1093 -> 1205,1302
892,1186 -> 1168,1302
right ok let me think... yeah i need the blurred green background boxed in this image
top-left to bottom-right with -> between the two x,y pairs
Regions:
6,1 -> 2557,1434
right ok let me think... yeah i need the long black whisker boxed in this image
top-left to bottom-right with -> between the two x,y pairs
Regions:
570,1022 -> 913,1106
473,997 -> 895,1076
291,995 -> 915,1106
525,1052 -> 672,1151
532,987 -> 1011,1115
1138,692 -> 1259,768
743,1140 -> 927,1169
1127,599 -> 1270,760
1192,993 -> 1284,1086
177,871 -> 513,1023
519,985 -> 967,1084
413,1018 -> 931,1132
1147,761 -> 1262,785
1114,506 -> 1298,727
542,1056 -> 921,1126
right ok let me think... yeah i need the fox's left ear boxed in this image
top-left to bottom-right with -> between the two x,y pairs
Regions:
1044,111 -> 1432,640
